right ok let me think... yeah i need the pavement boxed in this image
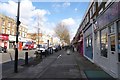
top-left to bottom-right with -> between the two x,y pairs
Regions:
1,49 -> 116,80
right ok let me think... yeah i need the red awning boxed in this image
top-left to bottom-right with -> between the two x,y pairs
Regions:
0,34 -> 9,40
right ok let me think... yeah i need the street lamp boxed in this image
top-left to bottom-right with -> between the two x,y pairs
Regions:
34,26 -> 40,45
38,27 -> 40,45
14,0 -> 21,73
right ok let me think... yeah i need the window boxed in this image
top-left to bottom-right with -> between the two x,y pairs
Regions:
117,21 -> 120,62
12,31 -> 14,35
7,28 -> 10,34
22,32 -> 25,37
86,35 -> 92,48
98,0 -> 102,7
90,7 -> 93,18
105,0 -> 112,7
86,14 -> 89,23
2,27 -> 5,33
93,2 -> 96,14
110,35 -> 115,51
99,8 -> 103,14
8,22 -> 11,27
109,24 -> 115,33
100,28 -> 108,58
19,27 -> 21,31
2,20 -> 5,25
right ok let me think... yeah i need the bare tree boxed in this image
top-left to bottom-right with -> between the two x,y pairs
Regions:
54,22 -> 70,44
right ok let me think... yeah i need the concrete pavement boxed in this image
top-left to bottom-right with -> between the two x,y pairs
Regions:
2,49 -> 115,80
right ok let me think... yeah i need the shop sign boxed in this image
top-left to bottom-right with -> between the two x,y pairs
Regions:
9,35 -> 16,41
0,34 -> 9,40
18,36 -> 27,42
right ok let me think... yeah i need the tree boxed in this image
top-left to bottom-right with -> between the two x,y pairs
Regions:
54,22 -> 70,44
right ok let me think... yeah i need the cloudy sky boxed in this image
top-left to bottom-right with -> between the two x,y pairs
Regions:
0,0 -> 90,41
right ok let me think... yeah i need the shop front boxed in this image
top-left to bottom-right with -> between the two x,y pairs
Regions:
83,24 -> 93,62
78,33 -> 83,56
9,35 -> 16,49
18,36 -> 27,50
0,34 -> 9,49
95,2 -> 120,78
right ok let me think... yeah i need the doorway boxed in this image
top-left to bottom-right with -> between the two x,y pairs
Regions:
109,23 -> 118,76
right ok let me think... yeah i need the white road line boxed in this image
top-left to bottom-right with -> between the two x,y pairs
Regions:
57,54 -> 61,59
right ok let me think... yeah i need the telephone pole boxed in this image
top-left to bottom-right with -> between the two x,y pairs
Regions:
14,0 -> 21,73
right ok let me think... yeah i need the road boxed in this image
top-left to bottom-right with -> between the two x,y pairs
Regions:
2,49 -> 114,80
5,49 -> 82,79
37,49 -> 81,79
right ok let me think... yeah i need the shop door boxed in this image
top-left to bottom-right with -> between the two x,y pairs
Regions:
109,33 -> 117,75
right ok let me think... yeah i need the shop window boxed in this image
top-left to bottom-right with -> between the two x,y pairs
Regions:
100,28 -> 108,58
109,24 -> 115,33
86,37 -> 89,47
110,35 -> 115,51
86,35 -> 92,48
117,21 -> 120,62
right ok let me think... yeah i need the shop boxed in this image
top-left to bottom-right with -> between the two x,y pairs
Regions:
78,32 -> 83,56
9,35 -> 16,49
95,2 -> 120,78
18,36 -> 27,50
0,34 -> 9,49
83,24 -> 93,62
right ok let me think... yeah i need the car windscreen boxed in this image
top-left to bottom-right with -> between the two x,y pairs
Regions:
26,42 -> 32,45
37,45 -> 46,48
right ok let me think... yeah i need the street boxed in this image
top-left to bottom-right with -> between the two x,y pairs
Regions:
1,49 -> 115,80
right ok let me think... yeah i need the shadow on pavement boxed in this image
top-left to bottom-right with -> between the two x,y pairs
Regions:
2,57 -> 42,78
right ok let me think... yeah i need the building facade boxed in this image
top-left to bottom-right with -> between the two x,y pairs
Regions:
0,14 -> 28,50
73,1 -> 120,79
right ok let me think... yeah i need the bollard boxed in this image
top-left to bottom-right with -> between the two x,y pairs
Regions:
40,50 -> 43,58
25,52 -> 28,65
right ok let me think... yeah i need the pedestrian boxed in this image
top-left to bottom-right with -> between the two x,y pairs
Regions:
4,45 -> 7,53
72,45 -> 74,52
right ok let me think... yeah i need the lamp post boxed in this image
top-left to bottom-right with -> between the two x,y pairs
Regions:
14,0 -> 21,73
38,28 -> 40,45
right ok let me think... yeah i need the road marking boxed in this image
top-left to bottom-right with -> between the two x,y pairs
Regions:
57,54 -> 61,59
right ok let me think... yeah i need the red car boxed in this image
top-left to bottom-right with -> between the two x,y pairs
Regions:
23,42 -> 34,50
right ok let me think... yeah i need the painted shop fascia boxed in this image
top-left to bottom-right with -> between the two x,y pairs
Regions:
95,2 -> 120,78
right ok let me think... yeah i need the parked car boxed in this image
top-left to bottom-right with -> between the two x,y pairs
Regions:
35,44 -> 48,57
0,46 -> 7,53
23,41 -> 34,50
36,45 -> 46,53
53,45 -> 61,52
0,46 -> 3,53
47,46 -> 53,54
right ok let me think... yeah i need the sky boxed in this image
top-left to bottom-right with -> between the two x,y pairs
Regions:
0,0 -> 90,41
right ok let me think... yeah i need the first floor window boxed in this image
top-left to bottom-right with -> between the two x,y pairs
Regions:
6,28 -> 10,34
100,28 -> 108,58
2,28 -> 5,33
